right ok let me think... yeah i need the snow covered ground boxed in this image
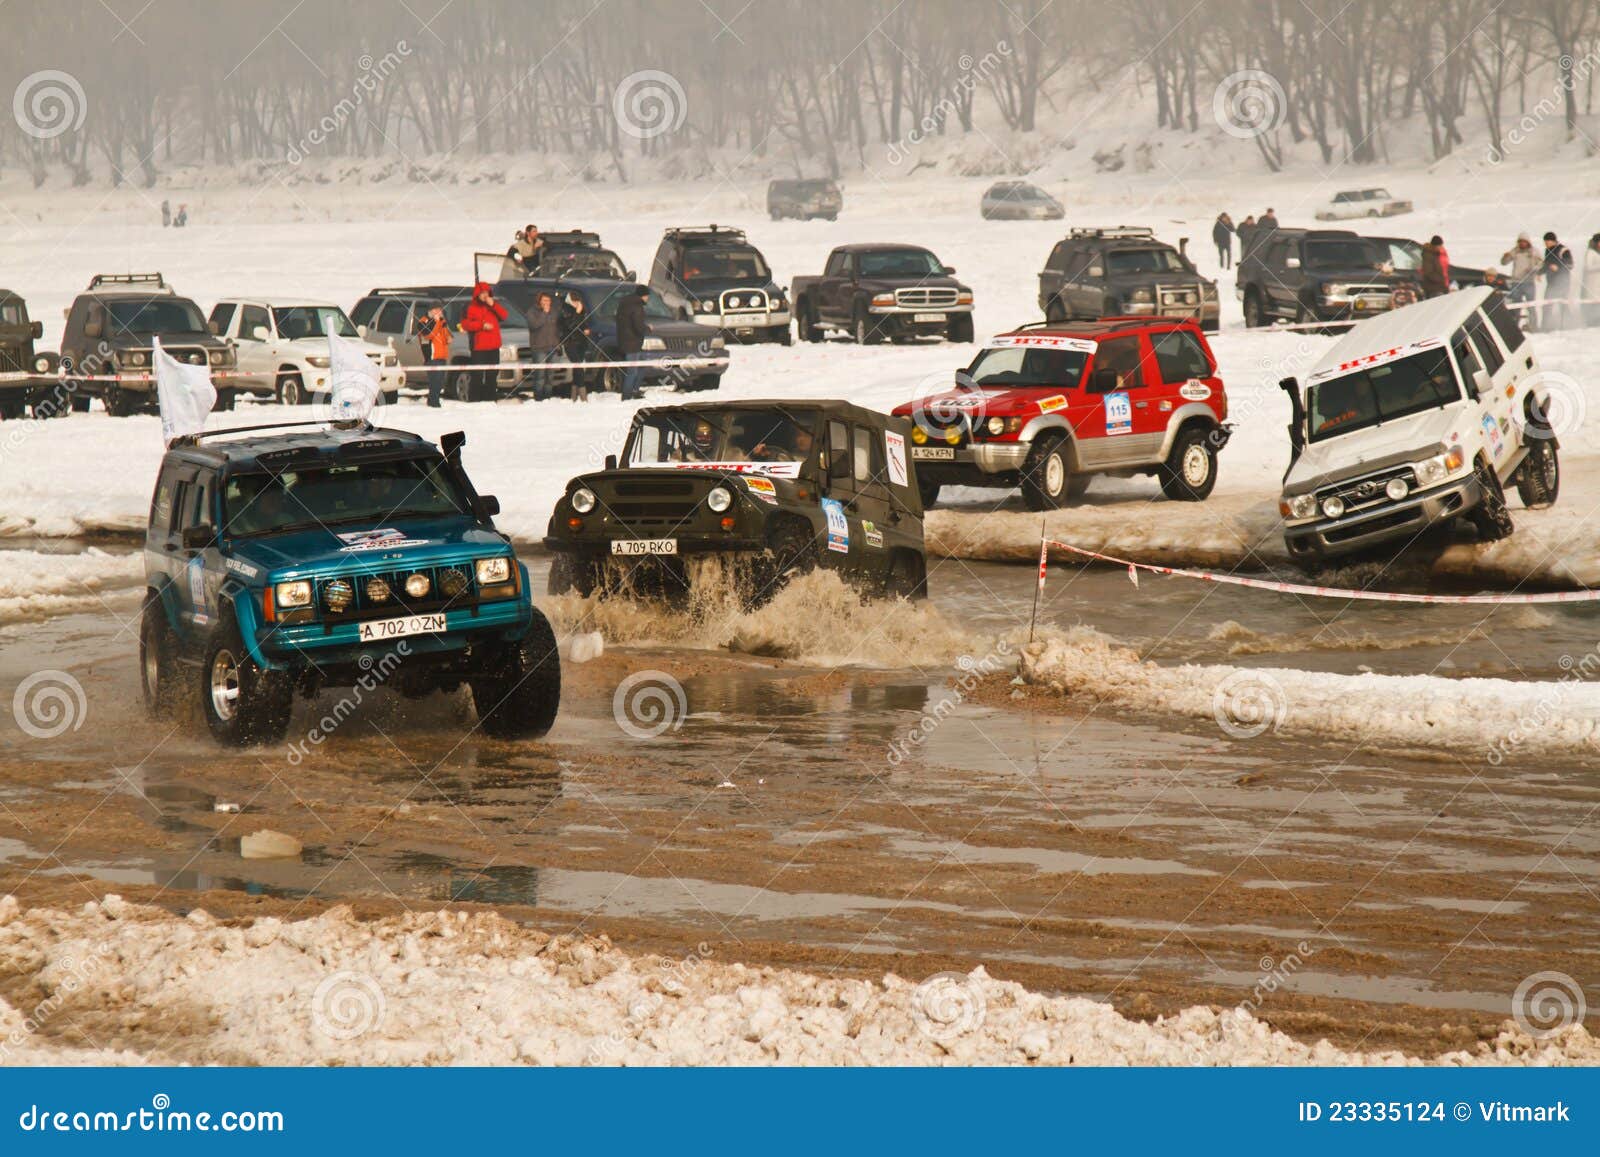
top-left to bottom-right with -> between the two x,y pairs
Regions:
2,152 -> 1597,585
3,895 -> 1595,1066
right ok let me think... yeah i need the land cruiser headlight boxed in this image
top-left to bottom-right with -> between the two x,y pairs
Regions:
1287,494 -> 1318,520
323,578 -> 354,613
570,487 -> 597,513
306,355 -> 331,368
871,292 -> 895,307
475,557 -> 510,585
275,580 -> 312,608
1129,289 -> 1153,304
1321,495 -> 1346,519
123,350 -> 148,367
1414,445 -> 1465,486
641,336 -> 666,351
706,486 -> 733,513
1385,478 -> 1410,502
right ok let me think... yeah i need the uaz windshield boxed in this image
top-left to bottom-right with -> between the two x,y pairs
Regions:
965,346 -> 1089,388
106,299 -> 207,335
628,408 -> 820,465
1307,348 -> 1461,443
223,457 -> 468,538
858,250 -> 944,278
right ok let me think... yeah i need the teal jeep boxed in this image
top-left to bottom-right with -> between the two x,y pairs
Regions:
140,421 -> 560,746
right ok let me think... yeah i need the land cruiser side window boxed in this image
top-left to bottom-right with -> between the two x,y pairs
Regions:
239,304 -> 269,341
1151,330 -> 1210,382
1483,294 -> 1526,353
209,302 -> 237,336
827,421 -> 851,481
1464,310 -> 1506,376
1451,327 -> 1482,385
1088,335 -> 1145,393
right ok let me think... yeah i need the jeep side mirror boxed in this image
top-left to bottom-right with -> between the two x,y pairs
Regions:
605,454 -> 618,470
473,495 -> 500,519
1473,369 -> 1493,397
440,430 -> 466,458
182,524 -> 215,550
30,321 -> 42,339
251,325 -> 269,341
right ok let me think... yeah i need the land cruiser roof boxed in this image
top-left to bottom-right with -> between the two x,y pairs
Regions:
1309,286 -> 1497,379
163,423 -> 435,471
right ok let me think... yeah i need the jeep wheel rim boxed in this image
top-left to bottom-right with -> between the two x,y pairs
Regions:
1045,454 -> 1065,496
142,638 -> 160,699
210,649 -> 241,721
1182,445 -> 1210,486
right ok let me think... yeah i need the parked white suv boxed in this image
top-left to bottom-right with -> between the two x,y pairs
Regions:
1278,287 -> 1557,568
209,298 -> 404,405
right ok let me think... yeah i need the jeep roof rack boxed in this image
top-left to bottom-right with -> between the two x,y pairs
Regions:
665,224 -> 747,242
1067,226 -> 1155,240
170,419 -> 362,447
88,272 -> 170,291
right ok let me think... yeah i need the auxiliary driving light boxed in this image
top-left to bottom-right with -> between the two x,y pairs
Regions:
322,578 -> 354,613
365,577 -> 392,604
910,425 -> 928,444
1385,477 -> 1409,502
404,573 -> 431,598
944,427 -> 961,446
1322,496 -> 1346,519
439,568 -> 468,598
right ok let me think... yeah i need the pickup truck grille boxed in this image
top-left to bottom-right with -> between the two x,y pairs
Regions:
661,336 -> 702,354
720,289 -> 769,313
895,287 -> 959,309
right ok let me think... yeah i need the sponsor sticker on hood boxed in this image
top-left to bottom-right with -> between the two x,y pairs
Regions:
988,333 -> 1098,353
654,461 -> 803,478
337,528 -> 431,552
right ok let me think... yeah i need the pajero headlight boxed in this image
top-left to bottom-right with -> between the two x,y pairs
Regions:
1412,445 -> 1465,487
1285,494 -> 1318,520
475,557 -> 511,585
706,486 -> 733,513
1128,289 -> 1154,304
641,337 -> 666,351
570,487 -> 597,513
275,580 -> 312,608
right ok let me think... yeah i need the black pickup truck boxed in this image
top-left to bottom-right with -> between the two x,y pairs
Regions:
1238,229 -> 1416,328
790,244 -> 974,345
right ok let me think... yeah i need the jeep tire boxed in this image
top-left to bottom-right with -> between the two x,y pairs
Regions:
139,592 -> 180,719
1159,426 -> 1219,501
1516,439 -> 1559,509
471,609 -> 562,739
199,617 -> 293,746
1466,455 -> 1515,542
1020,433 -> 1080,511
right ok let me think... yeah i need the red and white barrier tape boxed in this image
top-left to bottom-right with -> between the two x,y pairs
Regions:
1038,537 -> 1600,605
0,355 -> 729,385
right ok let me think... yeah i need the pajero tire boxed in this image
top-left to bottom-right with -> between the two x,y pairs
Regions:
1159,425 -> 1219,501
471,609 -> 562,740
199,616 -> 293,746
1020,433 -> 1082,511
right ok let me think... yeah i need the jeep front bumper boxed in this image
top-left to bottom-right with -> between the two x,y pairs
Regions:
251,597 -> 532,670
1284,475 -> 1483,561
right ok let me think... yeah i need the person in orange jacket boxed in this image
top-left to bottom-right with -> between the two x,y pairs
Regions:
459,281 -> 507,403
415,303 -> 453,407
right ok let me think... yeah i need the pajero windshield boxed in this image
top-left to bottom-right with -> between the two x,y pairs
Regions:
964,343 -> 1090,388
626,408 -> 820,466
1307,347 -> 1461,443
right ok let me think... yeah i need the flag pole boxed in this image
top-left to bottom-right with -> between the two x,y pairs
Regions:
1028,516 -> 1047,644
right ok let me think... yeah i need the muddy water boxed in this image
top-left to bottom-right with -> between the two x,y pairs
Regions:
2,550 -> 1597,1049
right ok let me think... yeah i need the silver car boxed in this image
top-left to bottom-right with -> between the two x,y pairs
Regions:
981,181 -> 1065,221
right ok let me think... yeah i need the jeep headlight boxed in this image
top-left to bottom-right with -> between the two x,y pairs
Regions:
306,355 -> 331,368
706,486 -> 733,513
1286,494 -> 1318,520
275,580 -> 312,608
475,557 -> 511,585
570,487 -> 597,513
1129,289 -> 1153,304
641,336 -> 666,351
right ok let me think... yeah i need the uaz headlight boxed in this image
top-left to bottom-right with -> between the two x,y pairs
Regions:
275,580 -> 312,608
706,486 -> 733,513
475,557 -> 511,585
570,487 -> 597,513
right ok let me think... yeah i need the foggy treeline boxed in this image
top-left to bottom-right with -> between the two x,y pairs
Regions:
2,0 -> 1595,186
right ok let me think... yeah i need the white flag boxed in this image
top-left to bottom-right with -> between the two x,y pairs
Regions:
153,336 -> 217,444
327,330 -> 381,422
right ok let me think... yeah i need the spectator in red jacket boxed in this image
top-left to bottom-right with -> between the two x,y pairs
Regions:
459,281 -> 508,402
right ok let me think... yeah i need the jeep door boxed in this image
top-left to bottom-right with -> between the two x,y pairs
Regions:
166,468 -> 219,637
1080,333 -> 1158,467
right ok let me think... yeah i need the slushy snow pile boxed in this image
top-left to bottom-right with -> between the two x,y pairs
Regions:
2,895 -> 1595,1066
0,549 -> 143,624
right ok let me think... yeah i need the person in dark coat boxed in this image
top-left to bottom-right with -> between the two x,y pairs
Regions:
1212,213 -> 1235,269
558,292 -> 589,400
615,285 -> 650,401
524,291 -> 563,400
459,281 -> 508,402
1540,231 -> 1574,330
1258,207 -> 1279,231
1236,215 -> 1258,264
1420,236 -> 1450,298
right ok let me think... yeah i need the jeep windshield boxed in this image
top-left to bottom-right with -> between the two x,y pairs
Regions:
272,306 -> 358,340
105,298 -> 208,335
1304,240 -> 1384,269
1107,249 -> 1187,275
627,407 -> 820,465
222,457 -> 469,538
965,345 -> 1089,388
680,247 -> 769,280
858,250 -> 943,278
1307,348 -> 1461,443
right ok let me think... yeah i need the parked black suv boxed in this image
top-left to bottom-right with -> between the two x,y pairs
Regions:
1238,229 -> 1415,328
59,274 -> 243,416
546,400 -> 926,604
649,225 -> 791,344
1,290 -> 62,419
1038,227 -> 1219,332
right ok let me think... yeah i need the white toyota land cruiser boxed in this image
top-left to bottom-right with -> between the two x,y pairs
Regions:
209,298 -> 404,405
1278,286 -> 1558,568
